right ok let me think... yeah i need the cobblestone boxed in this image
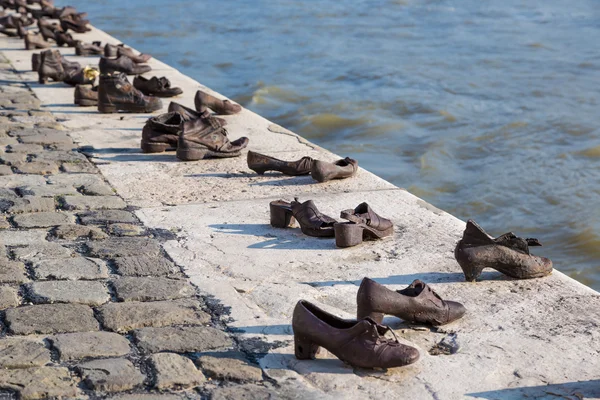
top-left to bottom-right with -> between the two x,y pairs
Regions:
0,151 -> 27,164
5,196 -> 55,213
79,209 -> 139,225
0,285 -> 19,308
113,256 -> 175,276
98,299 -> 210,332
13,161 -> 60,175
50,332 -> 131,361
0,338 -> 51,368
0,260 -> 29,283
87,237 -> 162,258
134,326 -> 232,354
210,384 -> 276,400
61,161 -> 97,174
35,150 -> 88,163
0,367 -> 80,399
77,358 -> 145,392
7,143 -> 44,153
196,352 -> 262,382
109,223 -> 145,236
49,224 -> 108,240
11,242 -> 73,262
5,303 -> 99,334
149,353 -> 204,390
27,280 -> 110,306
19,131 -> 73,145
0,165 -> 13,175
112,277 -> 195,302
12,211 -> 74,228
16,183 -> 79,197
61,195 -> 127,210
32,257 -> 109,280
0,215 -> 10,228
80,181 -> 115,196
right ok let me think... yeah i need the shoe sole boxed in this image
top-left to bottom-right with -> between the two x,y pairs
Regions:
97,103 -> 162,114
75,99 -> 97,107
176,147 -> 241,161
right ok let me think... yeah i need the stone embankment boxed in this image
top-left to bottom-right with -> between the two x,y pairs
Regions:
1,23 -> 599,400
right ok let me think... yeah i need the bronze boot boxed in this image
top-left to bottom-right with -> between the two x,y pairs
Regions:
31,52 -> 40,72
167,101 -> 226,126
25,33 -> 51,50
38,49 -> 65,83
311,157 -> 358,183
454,220 -> 553,281
356,277 -> 466,326
141,112 -> 183,153
97,72 -> 162,114
194,89 -> 242,115
176,117 -> 248,161
292,300 -> 420,368
74,84 -> 98,106
247,151 -> 313,176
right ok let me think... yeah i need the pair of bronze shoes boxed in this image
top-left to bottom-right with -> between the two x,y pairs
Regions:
247,151 -> 358,183
269,199 -> 393,247
34,49 -> 97,86
293,278 -> 466,368
455,220 -> 553,281
140,93 -> 247,160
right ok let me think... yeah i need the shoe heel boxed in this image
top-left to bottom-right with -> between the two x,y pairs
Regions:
270,203 -> 294,228
141,142 -> 171,153
98,104 -> 117,113
38,76 -> 47,84
294,334 -> 319,360
334,223 -> 364,248
251,166 -> 268,175
356,308 -> 384,324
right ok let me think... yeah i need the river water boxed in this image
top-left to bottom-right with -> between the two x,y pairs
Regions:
66,0 -> 600,290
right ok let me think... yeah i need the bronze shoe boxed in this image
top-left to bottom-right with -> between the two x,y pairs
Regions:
292,300 -> 420,368
25,33 -> 51,50
104,43 -> 120,57
60,16 -> 90,34
97,72 -> 162,114
54,31 -> 77,47
31,52 -> 40,72
454,220 -> 553,281
176,117 -> 248,161
311,157 -> 358,183
357,278 -> 466,326
247,151 -> 313,176
63,66 -> 97,86
168,101 -> 227,126
99,55 -> 151,75
194,89 -> 242,115
141,112 -> 183,153
74,84 -> 97,106
269,198 -> 336,237
38,24 -> 55,42
38,49 -> 65,83
133,76 -> 182,98
117,46 -> 151,63
75,41 -> 103,56
334,203 -> 393,247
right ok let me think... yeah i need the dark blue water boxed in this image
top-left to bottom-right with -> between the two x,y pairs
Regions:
66,0 -> 600,290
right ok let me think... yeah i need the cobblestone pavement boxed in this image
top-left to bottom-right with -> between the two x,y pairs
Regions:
0,54 -> 280,399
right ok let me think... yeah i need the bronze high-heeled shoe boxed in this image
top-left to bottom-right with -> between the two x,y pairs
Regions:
356,277 -> 466,326
454,219 -> 553,281
269,198 -> 336,237
292,300 -> 419,368
334,203 -> 393,247
247,151 -> 313,176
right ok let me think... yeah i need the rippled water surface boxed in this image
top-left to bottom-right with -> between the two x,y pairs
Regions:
67,0 -> 600,290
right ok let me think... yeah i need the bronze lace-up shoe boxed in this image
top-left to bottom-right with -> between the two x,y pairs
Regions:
141,112 -> 184,153
39,24 -> 55,42
38,49 -> 65,83
269,198 -> 336,237
133,76 -> 182,98
25,33 -> 51,50
60,15 -> 90,33
194,89 -> 242,115
176,117 -> 248,161
455,220 -> 552,281
104,43 -> 119,57
54,32 -> 77,47
117,46 -> 151,63
247,151 -> 313,176
168,101 -> 227,126
311,157 -> 358,183
75,41 -> 103,56
357,278 -> 466,326
292,300 -> 420,368
99,56 -> 151,75
334,202 -> 394,247
97,72 -> 162,114
74,84 -> 98,106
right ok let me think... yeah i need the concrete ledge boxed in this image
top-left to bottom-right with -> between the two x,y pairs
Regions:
1,20 -> 599,400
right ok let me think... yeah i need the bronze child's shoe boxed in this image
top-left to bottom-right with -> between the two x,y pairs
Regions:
311,157 -> 358,183
292,300 -> 420,368
38,49 -> 65,83
454,219 -> 553,281
176,118 -> 248,161
356,278 -> 466,326
194,89 -> 242,115
133,76 -> 182,98
141,112 -> 183,153
334,203 -> 393,247
97,72 -> 162,114
269,198 -> 336,237
74,84 -> 98,106
247,151 -> 313,176
25,33 -> 51,50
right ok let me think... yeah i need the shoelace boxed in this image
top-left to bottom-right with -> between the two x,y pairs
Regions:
363,318 -> 401,347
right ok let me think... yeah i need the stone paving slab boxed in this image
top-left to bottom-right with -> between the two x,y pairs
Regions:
79,209 -> 139,225
32,257 -> 109,280
77,358 -> 145,392
197,352 -> 262,382
61,194 -> 127,210
134,326 -> 233,354
50,331 -> 131,361
0,285 -> 19,308
0,259 -> 29,283
11,241 -> 73,262
112,277 -> 195,302
0,337 -> 51,368
0,367 -> 80,400
12,211 -> 74,228
149,353 -> 205,390
49,223 -> 109,240
87,237 -> 162,258
26,280 -> 110,306
113,256 -> 176,276
16,183 -> 80,197
5,303 -> 100,334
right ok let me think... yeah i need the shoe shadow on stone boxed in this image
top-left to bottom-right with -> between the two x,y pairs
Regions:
185,173 -> 250,179
303,272 -> 467,288
248,176 -> 317,187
